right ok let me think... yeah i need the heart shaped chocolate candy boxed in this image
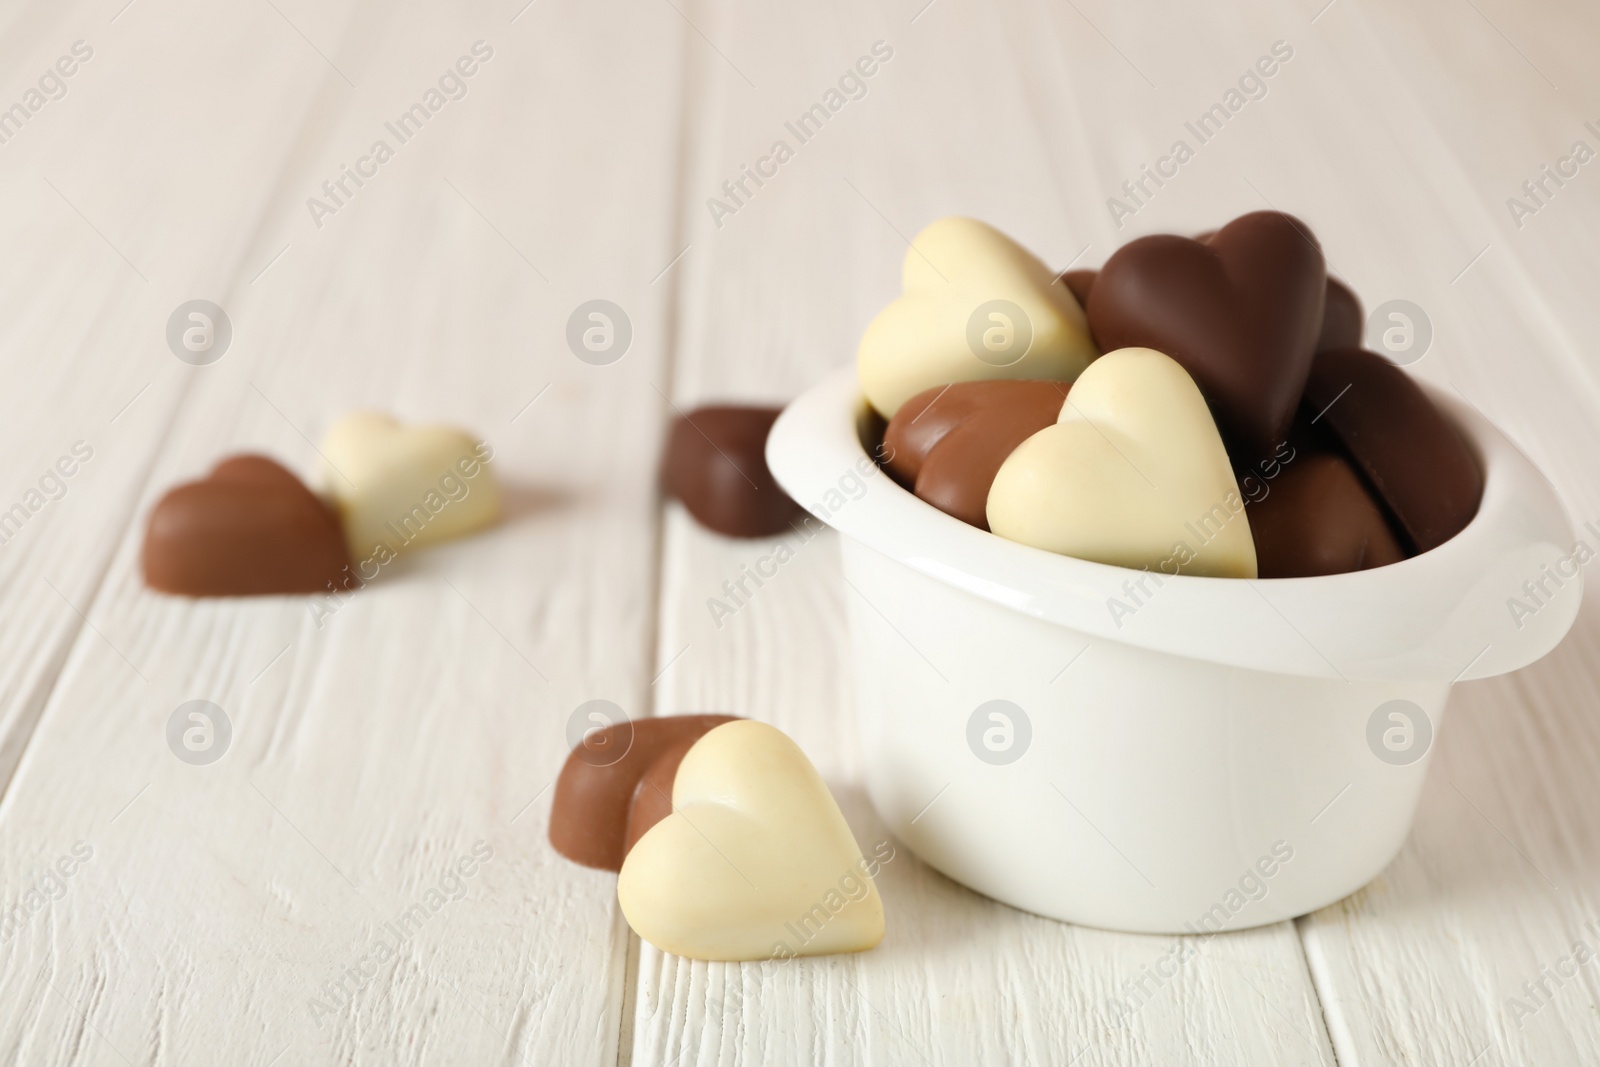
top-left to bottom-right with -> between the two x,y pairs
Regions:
319,412 -> 500,560
883,380 -> 1069,529
621,735 -> 701,859
1245,452 -> 1405,577
141,455 -> 352,597
1060,269 -> 1097,309
1087,211 -> 1326,462
987,348 -> 1257,577
856,217 -> 1097,417
549,714 -> 741,871
662,405 -> 801,538
617,721 -> 885,961
1200,227 -> 1357,352
1302,348 -> 1481,553
1318,277 -> 1362,352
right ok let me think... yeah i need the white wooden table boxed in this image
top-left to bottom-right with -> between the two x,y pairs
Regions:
1,0 -> 1597,1063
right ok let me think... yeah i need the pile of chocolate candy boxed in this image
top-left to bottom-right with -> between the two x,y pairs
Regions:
859,213 -> 1483,579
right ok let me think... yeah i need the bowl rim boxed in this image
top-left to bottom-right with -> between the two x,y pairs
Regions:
766,364 -> 1582,681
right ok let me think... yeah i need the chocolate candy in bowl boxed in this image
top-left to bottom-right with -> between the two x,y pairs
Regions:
1245,451 -> 1405,578
1304,347 -> 1482,553
1087,211 -> 1326,464
767,364 -> 1577,933
882,379 -> 1069,530
765,210 -> 1579,932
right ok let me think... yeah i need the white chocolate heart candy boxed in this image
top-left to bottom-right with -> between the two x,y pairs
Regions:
318,412 -> 500,560
616,720 -> 886,962
986,348 -> 1257,578
857,217 -> 1098,418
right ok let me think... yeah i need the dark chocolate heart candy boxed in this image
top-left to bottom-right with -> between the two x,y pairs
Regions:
1318,277 -> 1362,352
141,455 -> 352,596
549,714 -> 741,871
1087,211 -> 1327,462
1245,452 -> 1405,577
1302,348 -> 1481,553
882,380 -> 1069,530
662,406 -> 801,538
1059,269 -> 1097,309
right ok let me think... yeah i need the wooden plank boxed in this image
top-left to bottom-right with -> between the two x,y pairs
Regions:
1,0 -> 1596,1062
0,1 -> 386,799
640,519 -> 1337,1067
633,1 -> 1337,1063
946,3 -> 1600,1062
1268,3 -> 1600,1065
0,2 -> 689,1063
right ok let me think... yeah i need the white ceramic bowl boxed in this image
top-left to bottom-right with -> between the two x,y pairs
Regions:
767,365 -> 1581,934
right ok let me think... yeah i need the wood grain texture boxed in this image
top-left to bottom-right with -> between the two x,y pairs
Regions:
0,1 -> 688,1063
1,0 -> 1598,1064
1278,3 -> 1600,1065
634,1 -> 1341,1063
0,0 -> 377,804
638,516 -> 1336,1067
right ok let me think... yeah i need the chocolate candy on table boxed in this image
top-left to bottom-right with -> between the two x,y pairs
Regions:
1245,452 -> 1405,577
318,412 -> 500,560
549,714 -> 740,871
1317,277 -> 1363,352
141,455 -> 353,597
616,720 -> 885,961
1087,211 -> 1327,463
1059,269 -> 1097,309
1302,348 -> 1482,553
663,405 -> 802,538
621,735 -> 699,859
882,380 -> 1069,530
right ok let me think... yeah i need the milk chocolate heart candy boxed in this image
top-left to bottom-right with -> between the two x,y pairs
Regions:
617,721 -> 885,961
1246,452 -> 1405,577
622,736 -> 699,858
1318,277 -> 1362,352
882,380 -> 1069,529
662,405 -> 802,537
1087,211 -> 1326,461
857,217 -> 1097,417
142,455 -> 353,596
549,714 -> 741,871
987,348 -> 1257,578
319,413 -> 499,561
879,387 -> 943,488
1302,348 -> 1482,552
881,380 -> 1069,484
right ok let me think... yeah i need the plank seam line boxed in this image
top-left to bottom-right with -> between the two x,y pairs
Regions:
0,5 -> 377,813
1295,915 -> 1350,1066
616,1 -> 713,1062
0,368 -> 197,822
